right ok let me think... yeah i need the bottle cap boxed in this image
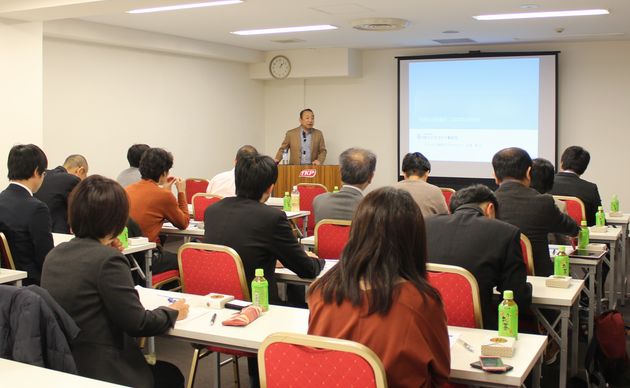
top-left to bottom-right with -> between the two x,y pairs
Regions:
598,205 -> 603,211
581,220 -> 587,226
293,185 -> 298,190
255,268 -> 264,277
558,246 -> 566,252
284,192 -> 289,196
503,290 -> 514,300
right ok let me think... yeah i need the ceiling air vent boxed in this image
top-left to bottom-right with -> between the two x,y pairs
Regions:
271,39 -> 306,44
351,18 -> 409,31
433,38 -> 477,44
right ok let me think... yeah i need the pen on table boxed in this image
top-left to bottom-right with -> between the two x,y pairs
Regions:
158,294 -> 180,303
457,337 -> 475,353
210,313 -> 217,326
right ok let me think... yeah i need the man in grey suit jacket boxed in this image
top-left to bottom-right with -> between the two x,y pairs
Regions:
313,148 -> 376,224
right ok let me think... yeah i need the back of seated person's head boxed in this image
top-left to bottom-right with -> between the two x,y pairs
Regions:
492,147 -> 532,182
339,148 -> 377,185
561,146 -> 590,175
402,152 -> 431,178
7,144 -> 47,181
308,187 -> 440,315
127,144 -> 150,168
530,158 -> 555,194
449,184 -> 499,215
139,148 -> 173,182
235,154 -> 277,201
235,145 -> 258,163
69,175 -> 128,240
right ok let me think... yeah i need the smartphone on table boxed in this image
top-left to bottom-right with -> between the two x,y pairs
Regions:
470,356 -> 512,373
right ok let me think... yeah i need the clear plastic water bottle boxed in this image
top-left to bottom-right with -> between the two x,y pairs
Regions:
291,185 -> 300,211
578,220 -> 589,250
283,191 -> 291,211
554,246 -> 569,277
498,290 -> 518,339
251,268 -> 269,312
282,149 -> 289,165
595,206 -> 606,227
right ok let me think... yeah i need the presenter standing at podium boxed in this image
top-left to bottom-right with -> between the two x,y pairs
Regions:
275,108 -> 327,165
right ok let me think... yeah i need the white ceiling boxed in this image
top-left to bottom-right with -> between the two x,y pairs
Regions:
3,0 -> 629,52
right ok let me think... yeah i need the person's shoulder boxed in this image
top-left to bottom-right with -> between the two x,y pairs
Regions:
396,281 -> 442,313
313,192 -> 332,205
287,127 -> 300,134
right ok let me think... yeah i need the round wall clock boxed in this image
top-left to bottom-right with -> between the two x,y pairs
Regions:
269,55 -> 291,79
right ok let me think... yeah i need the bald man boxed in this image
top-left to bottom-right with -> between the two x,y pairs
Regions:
35,154 -> 89,233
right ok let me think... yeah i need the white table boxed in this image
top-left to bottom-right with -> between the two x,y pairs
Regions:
0,268 -> 27,286
589,226 -> 622,309
138,287 -> 546,388
0,357 -> 128,387
605,212 -> 630,305
300,235 -> 315,249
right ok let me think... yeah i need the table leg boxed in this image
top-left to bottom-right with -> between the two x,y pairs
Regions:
587,265 -> 595,342
302,214 -> 308,237
559,306 -> 569,388
608,240 -> 617,309
15,279 -> 22,287
570,301 -> 579,376
145,250 -> 156,362
620,225 -> 627,306
532,353 -> 542,388
596,260 -> 603,314
211,352 -> 221,388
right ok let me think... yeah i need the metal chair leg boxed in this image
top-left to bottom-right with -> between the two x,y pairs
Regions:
187,347 -> 201,388
232,356 -> 241,388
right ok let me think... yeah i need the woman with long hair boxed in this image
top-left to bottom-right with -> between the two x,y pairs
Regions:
308,187 -> 450,388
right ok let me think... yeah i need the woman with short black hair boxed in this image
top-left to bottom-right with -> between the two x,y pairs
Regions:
42,175 -> 188,388
308,187 -> 450,388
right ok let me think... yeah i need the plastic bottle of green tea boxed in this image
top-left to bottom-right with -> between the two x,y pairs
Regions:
251,268 -> 269,312
554,245 -> 570,277
498,290 -> 518,339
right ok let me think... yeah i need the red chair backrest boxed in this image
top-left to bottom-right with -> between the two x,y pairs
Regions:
315,222 -> 351,260
519,234 -> 534,276
192,195 -> 222,221
179,245 -> 248,300
440,188 -> 455,210
185,178 -> 209,204
427,271 -> 478,328
563,199 -> 585,225
262,342 -> 378,388
296,184 -> 328,236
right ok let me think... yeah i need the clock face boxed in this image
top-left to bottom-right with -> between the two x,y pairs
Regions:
269,55 -> 291,79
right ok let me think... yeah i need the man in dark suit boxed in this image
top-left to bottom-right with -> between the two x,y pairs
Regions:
426,184 -> 532,330
34,154 -> 88,233
274,108 -> 327,165
550,146 -> 602,226
0,144 -> 54,285
493,147 -> 579,276
312,147 -> 376,224
204,154 -> 325,387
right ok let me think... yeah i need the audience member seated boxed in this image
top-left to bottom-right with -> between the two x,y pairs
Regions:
312,148 -> 376,224
126,147 -> 189,273
203,154 -> 325,386
531,158 -> 570,245
308,187 -> 450,388
550,146 -> 602,225
206,144 -> 258,197
41,175 -> 189,388
425,184 -> 532,329
0,144 -> 53,285
394,151 -> 448,218
117,143 -> 149,188
493,147 -> 579,277
34,154 -> 88,233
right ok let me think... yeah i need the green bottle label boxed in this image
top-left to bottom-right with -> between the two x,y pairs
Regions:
498,301 -> 518,339
596,210 -> 606,227
578,227 -> 589,249
251,277 -> 269,311
554,253 -> 570,276
611,196 -> 620,212
283,194 -> 291,211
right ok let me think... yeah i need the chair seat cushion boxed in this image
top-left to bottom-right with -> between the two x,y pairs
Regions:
152,270 -> 180,284
207,346 -> 253,358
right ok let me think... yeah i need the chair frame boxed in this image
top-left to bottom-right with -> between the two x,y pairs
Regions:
177,242 -> 250,388
553,195 -> 586,224
0,232 -> 16,270
185,178 -> 210,204
296,183 -> 329,236
426,263 -> 484,329
313,219 -> 352,258
191,193 -> 223,221
520,233 -> 535,276
439,187 -> 456,210
258,332 -> 387,388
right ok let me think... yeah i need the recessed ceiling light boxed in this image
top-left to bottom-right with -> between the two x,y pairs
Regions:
474,9 -> 609,21
442,30 -> 460,34
231,25 -> 337,36
127,1 -> 242,14
519,4 -> 539,10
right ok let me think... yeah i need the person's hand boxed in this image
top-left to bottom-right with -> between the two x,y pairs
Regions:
174,178 -> 186,193
312,160 -> 321,166
109,237 -> 124,252
306,251 -> 319,259
163,176 -> 176,190
275,261 -> 284,268
169,298 -> 189,321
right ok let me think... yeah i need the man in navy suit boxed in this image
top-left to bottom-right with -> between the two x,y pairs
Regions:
0,144 -> 54,285
550,146 -> 602,225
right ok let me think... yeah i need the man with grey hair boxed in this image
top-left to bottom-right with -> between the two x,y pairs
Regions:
312,148 -> 376,224
207,145 -> 258,197
35,154 -> 89,233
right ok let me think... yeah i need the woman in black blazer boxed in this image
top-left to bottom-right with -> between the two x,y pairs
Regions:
42,175 -> 188,388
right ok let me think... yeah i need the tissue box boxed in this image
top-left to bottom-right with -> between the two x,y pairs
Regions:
481,336 -> 516,357
609,211 -> 623,217
205,293 -> 234,309
128,237 -> 149,246
590,225 -> 608,233
546,275 -> 571,288
586,243 -> 607,252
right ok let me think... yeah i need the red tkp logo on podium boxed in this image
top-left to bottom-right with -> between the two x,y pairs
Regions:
299,169 -> 317,178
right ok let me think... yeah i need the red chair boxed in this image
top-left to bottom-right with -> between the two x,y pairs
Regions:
178,243 -> 251,388
191,193 -> 222,221
296,183 -> 328,236
553,195 -> 586,225
520,233 -> 535,276
258,332 -> 387,388
314,219 -> 351,260
427,263 -> 483,328
440,187 -> 456,210
0,232 -> 16,269
185,178 -> 209,204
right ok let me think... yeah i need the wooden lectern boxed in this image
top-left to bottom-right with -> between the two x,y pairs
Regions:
273,165 -> 341,197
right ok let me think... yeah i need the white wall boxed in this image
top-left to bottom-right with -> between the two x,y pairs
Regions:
0,20 -> 43,188
264,40 -> 630,208
43,37 -> 264,180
